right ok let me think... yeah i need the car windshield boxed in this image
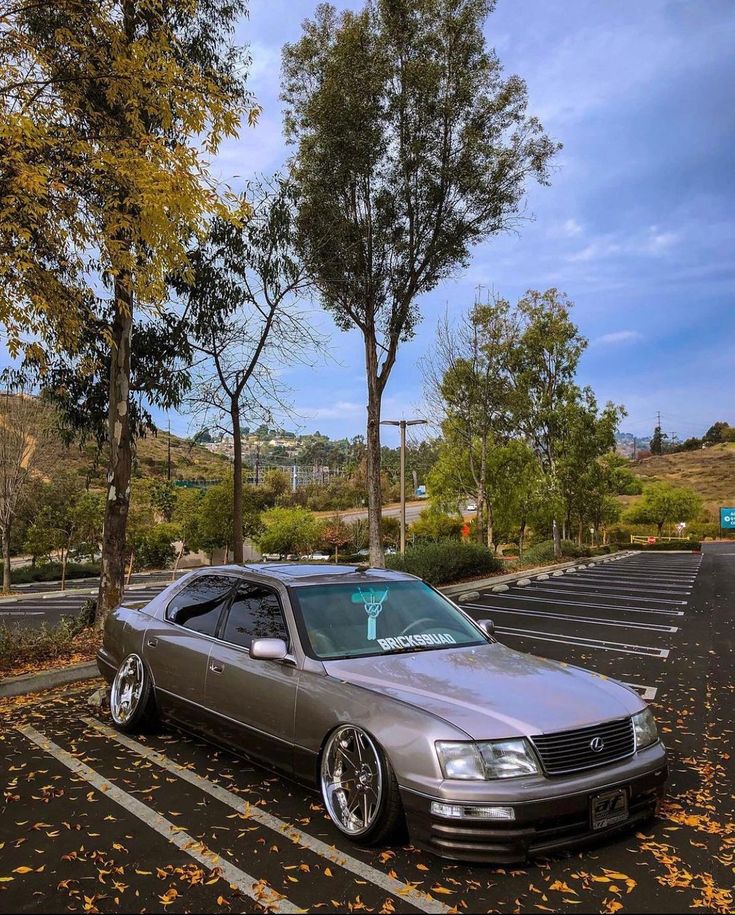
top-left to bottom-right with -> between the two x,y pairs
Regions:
289,579 -> 486,660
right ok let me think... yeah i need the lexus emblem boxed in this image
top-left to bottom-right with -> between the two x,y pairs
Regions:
590,736 -> 605,753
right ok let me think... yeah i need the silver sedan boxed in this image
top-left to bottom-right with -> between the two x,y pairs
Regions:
98,563 -> 667,862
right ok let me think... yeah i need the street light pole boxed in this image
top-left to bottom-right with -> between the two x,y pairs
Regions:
381,418 -> 427,554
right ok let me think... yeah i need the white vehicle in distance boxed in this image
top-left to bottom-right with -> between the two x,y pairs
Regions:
465,502 -> 478,512
301,551 -> 331,561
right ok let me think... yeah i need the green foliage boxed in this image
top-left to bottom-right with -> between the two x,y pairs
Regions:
522,539 -> 591,564
258,507 -> 322,556
150,481 -> 177,522
0,561 -> 99,585
624,482 -> 703,534
386,540 -> 501,585
410,508 -> 464,542
132,522 -> 180,570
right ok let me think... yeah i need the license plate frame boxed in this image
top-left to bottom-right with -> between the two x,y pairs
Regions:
590,787 -> 629,831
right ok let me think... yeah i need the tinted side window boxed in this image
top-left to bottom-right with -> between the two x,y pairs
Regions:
221,584 -> 289,649
166,575 -> 235,636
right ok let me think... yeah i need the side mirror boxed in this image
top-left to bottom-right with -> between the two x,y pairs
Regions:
249,638 -> 289,661
477,619 -> 495,637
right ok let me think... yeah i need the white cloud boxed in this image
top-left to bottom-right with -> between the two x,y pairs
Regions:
591,330 -> 643,346
295,400 -> 364,421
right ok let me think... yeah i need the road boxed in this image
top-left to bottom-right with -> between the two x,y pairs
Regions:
0,545 -> 733,913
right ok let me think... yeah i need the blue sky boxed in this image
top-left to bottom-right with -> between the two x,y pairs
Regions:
121,1 -> 735,442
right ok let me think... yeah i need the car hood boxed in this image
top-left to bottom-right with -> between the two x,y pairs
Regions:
323,643 -> 642,740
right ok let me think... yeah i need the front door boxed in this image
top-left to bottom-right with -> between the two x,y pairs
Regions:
205,580 -> 299,773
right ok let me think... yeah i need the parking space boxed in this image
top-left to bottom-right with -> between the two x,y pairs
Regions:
459,552 -> 703,700
1,545 -> 733,913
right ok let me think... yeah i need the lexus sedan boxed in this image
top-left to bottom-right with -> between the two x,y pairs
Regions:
97,563 -> 667,863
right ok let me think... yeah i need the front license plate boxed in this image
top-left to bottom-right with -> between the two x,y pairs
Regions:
590,788 -> 629,830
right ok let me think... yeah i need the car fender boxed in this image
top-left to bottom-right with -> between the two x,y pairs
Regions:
293,671 -> 471,794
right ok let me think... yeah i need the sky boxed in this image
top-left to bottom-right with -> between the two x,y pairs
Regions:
35,0 -> 735,444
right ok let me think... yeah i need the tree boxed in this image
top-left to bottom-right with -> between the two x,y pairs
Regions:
182,177 -> 316,564
321,516 -> 351,562
509,289 -> 588,560
27,479 -> 104,587
704,421 -> 733,445
0,390 -> 57,591
423,298 -> 519,545
1,0 -> 253,627
650,423 -> 668,455
625,482 -> 703,536
258,507 -> 322,557
282,0 -> 558,566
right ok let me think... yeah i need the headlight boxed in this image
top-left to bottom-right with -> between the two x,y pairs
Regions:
632,707 -> 659,750
436,739 -> 540,780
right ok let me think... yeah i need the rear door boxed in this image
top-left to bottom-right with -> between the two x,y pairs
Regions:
205,580 -> 299,773
143,573 -> 237,729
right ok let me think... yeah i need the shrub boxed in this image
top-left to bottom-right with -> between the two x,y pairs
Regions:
133,523 -> 179,570
0,601 -> 97,675
385,539 -> 500,585
522,539 -> 591,565
625,541 -> 702,552
0,560 -> 100,585
410,510 -> 463,542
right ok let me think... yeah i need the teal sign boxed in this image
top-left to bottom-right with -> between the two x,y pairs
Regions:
720,507 -> 735,530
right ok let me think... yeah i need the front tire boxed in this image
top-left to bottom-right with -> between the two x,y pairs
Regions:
109,653 -> 157,733
320,725 -> 405,846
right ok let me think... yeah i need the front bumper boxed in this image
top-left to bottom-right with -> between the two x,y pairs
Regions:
401,743 -> 668,863
96,649 -> 117,684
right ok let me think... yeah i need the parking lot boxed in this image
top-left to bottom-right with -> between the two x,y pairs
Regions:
1,546 -> 733,913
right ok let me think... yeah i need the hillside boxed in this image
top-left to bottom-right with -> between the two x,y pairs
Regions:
629,443 -> 735,516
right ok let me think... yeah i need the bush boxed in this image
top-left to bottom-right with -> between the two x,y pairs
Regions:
133,523 -> 179,570
624,541 -> 702,552
522,539 -> 591,565
385,540 -> 501,585
0,601 -> 97,675
0,560 -> 100,585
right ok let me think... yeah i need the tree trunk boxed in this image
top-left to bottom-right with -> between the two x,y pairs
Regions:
519,520 -> 526,561
486,501 -> 494,553
61,546 -> 68,592
2,525 -> 11,593
96,275 -> 134,631
552,518 -> 562,560
365,348 -> 384,568
231,399 -> 244,564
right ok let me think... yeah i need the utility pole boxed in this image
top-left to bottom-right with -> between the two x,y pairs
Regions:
255,444 -> 261,486
167,418 -> 172,481
380,418 -> 428,554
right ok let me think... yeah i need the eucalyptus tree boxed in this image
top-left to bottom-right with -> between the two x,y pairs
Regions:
423,298 -> 519,544
1,0 -> 254,623
181,177 -> 317,564
282,0 -> 558,566
509,289 -> 588,560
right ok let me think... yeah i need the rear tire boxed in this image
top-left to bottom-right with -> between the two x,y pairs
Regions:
320,724 -> 406,846
109,653 -> 158,733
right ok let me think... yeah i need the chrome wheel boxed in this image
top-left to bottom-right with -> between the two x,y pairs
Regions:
321,725 -> 383,836
110,654 -> 145,725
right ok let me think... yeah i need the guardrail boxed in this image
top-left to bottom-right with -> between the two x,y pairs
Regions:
630,535 -> 692,544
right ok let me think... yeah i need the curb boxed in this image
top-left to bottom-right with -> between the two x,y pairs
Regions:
440,550 -> 631,599
0,661 -> 99,699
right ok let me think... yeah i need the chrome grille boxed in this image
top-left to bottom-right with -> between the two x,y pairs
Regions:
531,717 -> 635,775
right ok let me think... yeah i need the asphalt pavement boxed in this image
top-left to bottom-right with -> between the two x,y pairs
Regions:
0,545 -> 733,913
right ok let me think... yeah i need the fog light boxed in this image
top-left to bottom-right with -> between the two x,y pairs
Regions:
430,801 -> 515,820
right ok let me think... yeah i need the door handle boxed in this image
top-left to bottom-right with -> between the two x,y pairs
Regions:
147,638 -> 158,648
210,661 -> 224,674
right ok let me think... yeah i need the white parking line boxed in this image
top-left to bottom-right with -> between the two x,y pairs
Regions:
561,574 -> 694,592
494,626 -> 670,658
472,593 -> 684,615
522,584 -> 688,604
17,725 -> 303,915
621,682 -> 658,701
81,717 -> 453,915
571,572 -> 697,584
461,603 -> 677,633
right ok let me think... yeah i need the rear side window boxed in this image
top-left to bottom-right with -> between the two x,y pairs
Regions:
166,575 -> 236,636
221,583 -> 289,649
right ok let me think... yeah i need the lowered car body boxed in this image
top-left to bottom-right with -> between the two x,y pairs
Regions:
98,563 -> 667,863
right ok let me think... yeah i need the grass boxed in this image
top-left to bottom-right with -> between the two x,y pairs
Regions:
629,443 -> 735,517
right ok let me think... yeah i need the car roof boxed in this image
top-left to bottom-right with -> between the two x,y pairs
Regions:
191,562 -> 417,587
